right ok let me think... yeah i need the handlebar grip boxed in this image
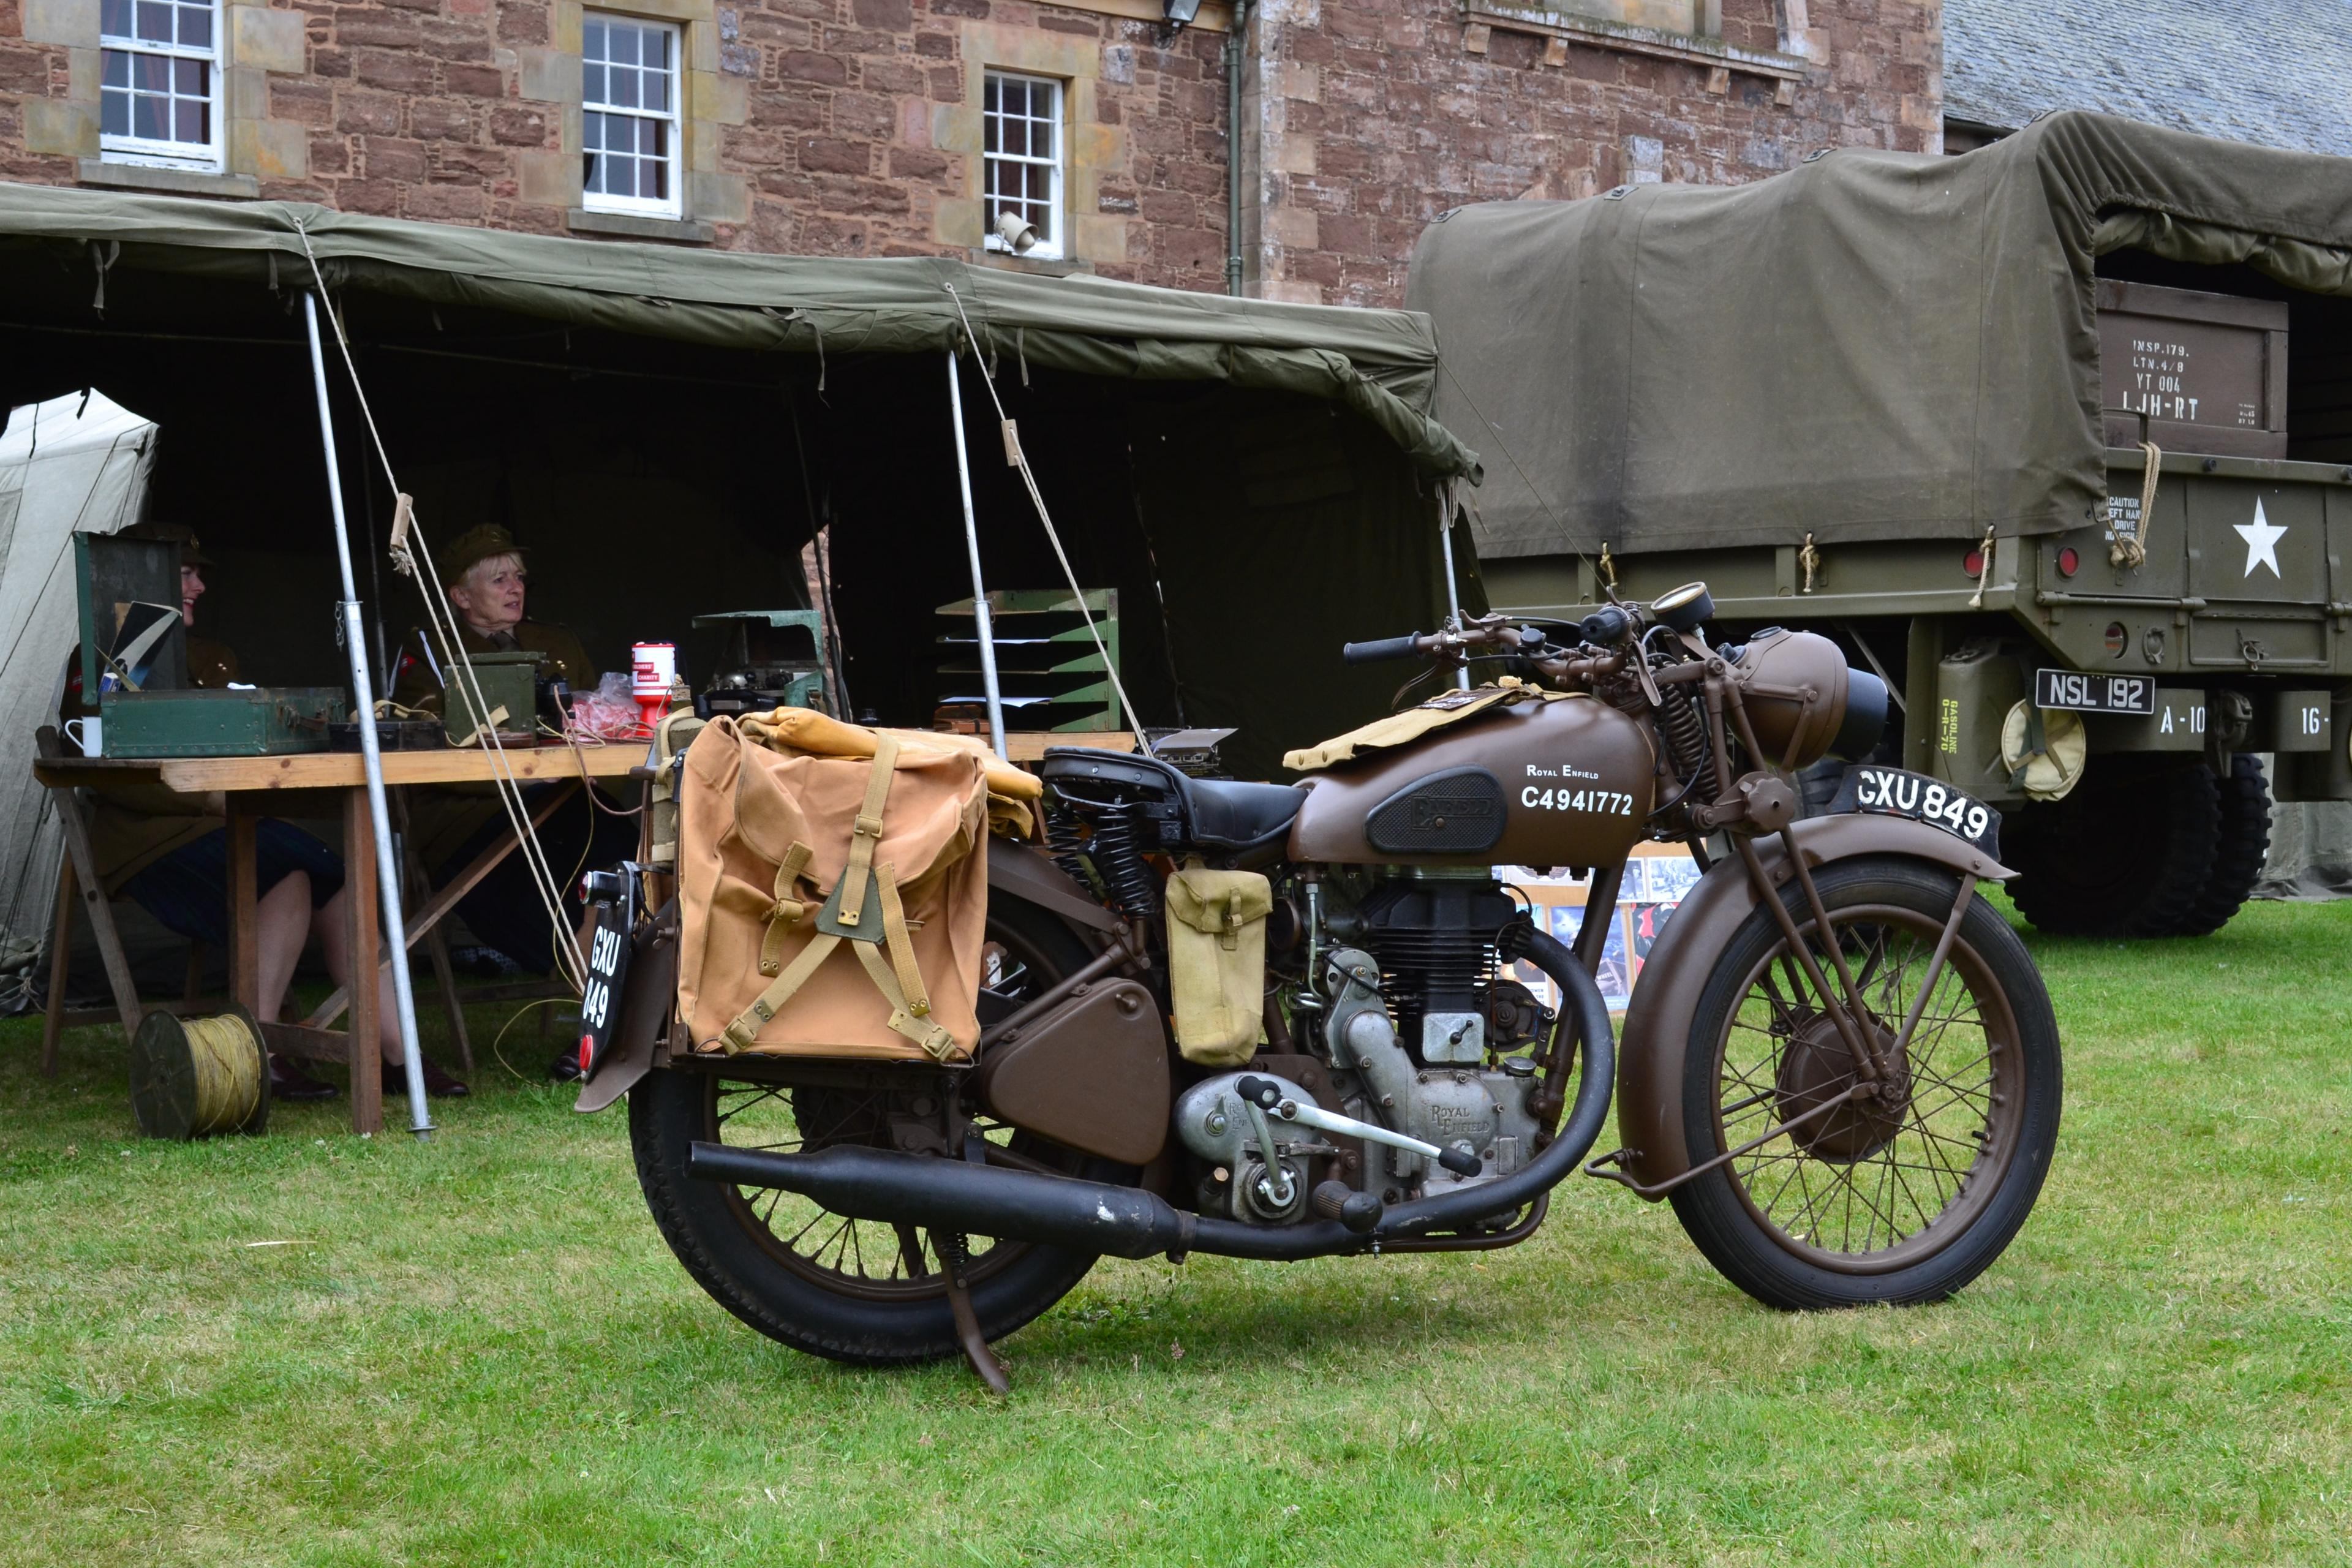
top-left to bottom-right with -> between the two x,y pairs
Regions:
1234,1074 -> 1282,1109
1438,1145 -> 1482,1177
1341,633 -> 1425,665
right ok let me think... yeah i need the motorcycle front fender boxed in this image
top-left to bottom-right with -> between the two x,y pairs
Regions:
1609,814 -> 2015,1197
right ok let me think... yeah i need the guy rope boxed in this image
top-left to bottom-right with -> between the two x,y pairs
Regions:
291,222 -> 589,995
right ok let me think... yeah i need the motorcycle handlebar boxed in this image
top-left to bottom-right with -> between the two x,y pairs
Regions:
1341,633 -> 1427,666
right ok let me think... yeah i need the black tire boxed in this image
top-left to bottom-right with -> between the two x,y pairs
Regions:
1668,856 -> 2062,1310
2005,756 -> 2218,937
628,895 -> 1106,1366
2171,754 -> 2272,937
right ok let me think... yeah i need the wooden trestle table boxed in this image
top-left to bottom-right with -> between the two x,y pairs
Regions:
34,742 -> 643,1135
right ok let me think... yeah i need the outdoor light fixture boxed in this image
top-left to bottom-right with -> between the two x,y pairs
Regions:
1163,0 -> 1203,28
993,210 -> 1039,254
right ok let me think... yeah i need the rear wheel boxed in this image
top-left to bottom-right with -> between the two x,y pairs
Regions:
1669,858 -> 2062,1310
2171,754 -> 2272,937
2005,756 -> 2218,937
628,895 -> 1106,1365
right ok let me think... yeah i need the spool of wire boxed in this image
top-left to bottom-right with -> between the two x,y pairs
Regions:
129,1006 -> 270,1140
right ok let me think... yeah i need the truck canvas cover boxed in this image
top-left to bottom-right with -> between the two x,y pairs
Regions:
1410,110 -> 2352,559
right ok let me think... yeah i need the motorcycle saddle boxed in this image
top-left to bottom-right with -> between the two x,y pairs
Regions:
1041,748 -> 1303,854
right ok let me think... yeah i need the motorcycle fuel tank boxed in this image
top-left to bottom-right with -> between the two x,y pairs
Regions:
1289,695 -> 1658,867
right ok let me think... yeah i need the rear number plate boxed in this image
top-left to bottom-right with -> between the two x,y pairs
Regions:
1829,766 -> 2000,857
2035,668 -> 2156,715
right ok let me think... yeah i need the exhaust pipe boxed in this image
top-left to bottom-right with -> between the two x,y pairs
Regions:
688,925 -> 1615,1262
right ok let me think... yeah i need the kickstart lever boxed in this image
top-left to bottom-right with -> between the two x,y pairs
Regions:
1234,1075 -> 1482,1178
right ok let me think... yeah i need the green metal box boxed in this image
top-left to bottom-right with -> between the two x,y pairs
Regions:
1931,642 -> 2028,803
442,650 -> 540,745
101,688 -> 347,758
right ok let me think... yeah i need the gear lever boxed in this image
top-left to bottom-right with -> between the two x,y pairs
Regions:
1234,1075 -> 1483,1178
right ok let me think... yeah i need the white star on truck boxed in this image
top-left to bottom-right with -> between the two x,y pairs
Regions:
2235,499 -> 2286,579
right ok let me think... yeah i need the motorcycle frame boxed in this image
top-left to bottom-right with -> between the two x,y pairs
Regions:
595,643 -> 2011,1257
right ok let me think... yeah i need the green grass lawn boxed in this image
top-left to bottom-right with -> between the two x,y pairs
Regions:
4,898 -> 2349,1567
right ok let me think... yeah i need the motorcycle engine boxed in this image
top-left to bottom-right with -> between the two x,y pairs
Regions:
1175,870 -> 1550,1220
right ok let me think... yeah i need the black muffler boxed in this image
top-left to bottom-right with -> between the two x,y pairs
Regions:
688,925 -> 1616,1263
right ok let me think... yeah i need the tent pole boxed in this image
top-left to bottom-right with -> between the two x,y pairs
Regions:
301,290 -> 431,1137
1440,483 -> 1470,691
944,349 -> 1009,760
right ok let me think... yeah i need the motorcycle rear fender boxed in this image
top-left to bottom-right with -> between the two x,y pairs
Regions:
988,842 -> 1121,937
575,902 -> 679,1115
1610,814 -> 2015,1196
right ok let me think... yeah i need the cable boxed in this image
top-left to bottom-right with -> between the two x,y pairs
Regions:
290,222 -> 586,992
941,285 -> 1151,750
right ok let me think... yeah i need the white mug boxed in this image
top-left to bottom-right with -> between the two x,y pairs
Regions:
63,717 -> 102,757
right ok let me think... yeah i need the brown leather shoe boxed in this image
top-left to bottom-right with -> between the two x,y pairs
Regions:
269,1054 -> 336,1102
383,1060 -> 470,1098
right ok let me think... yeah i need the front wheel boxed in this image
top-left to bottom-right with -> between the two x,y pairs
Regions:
1668,856 -> 2061,1310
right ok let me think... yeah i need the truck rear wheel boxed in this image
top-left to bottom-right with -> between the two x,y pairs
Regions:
2169,754 -> 2272,937
2005,756 -> 2218,938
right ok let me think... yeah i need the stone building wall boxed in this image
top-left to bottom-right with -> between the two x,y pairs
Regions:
2,0 -> 1939,303
1242,0 -> 1943,305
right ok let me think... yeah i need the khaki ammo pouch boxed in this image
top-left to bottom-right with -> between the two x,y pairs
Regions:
1162,861 -> 1273,1067
673,716 -> 994,1063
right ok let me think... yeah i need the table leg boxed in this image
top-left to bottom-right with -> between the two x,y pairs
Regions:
224,799 -> 260,1017
54,786 -> 144,1039
344,791 -> 383,1136
40,856 -> 75,1077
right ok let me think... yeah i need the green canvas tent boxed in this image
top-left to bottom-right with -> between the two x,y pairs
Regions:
0,181 -> 1482,779
1408,110 -> 2352,561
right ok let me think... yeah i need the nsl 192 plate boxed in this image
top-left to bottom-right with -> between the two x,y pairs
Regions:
1828,766 -> 2001,858
2035,668 -> 2157,715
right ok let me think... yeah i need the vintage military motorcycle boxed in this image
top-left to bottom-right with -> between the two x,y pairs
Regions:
585,582 -> 2060,1385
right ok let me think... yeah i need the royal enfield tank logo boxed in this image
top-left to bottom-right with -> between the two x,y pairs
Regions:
2235,498 -> 2286,579
1523,763 -> 1599,780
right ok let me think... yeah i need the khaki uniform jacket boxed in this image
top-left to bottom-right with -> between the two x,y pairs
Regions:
389,619 -> 601,869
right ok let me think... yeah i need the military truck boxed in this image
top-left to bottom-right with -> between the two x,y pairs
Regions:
1410,110 -> 2352,938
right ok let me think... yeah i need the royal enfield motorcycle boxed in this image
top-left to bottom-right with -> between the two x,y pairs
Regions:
583,582 -> 2060,1387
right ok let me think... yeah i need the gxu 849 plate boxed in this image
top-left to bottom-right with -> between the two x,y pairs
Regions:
1828,765 -> 2001,857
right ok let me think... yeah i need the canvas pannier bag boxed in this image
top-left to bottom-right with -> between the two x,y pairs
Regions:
673,715 -> 1003,1062
1162,861 -> 1272,1066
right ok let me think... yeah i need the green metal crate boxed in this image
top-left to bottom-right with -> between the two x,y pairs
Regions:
101,688 -> 348,758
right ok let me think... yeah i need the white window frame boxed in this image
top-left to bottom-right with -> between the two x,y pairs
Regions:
983,70 -> 1066,262
581,12 -> 685,219
99,0 -> 224,172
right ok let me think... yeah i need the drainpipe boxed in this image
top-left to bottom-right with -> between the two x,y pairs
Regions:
1225,0 -> 1248,296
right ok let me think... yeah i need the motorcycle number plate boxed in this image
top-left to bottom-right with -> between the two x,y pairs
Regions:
2034,667 -> 2156,715
578,895 -> 632,1080
1828,766 -> 2001,858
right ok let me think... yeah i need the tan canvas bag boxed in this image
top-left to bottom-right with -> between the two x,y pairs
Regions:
1162,862 -> 1272,1066
673,716 -> 992,1061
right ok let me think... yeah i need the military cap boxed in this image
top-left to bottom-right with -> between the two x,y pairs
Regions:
439,523 -> 530,587
121,520 -> 214,568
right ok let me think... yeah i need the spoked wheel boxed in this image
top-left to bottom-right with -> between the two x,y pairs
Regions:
1669,857 -> 2061,1310
628,895 -> 1107,1365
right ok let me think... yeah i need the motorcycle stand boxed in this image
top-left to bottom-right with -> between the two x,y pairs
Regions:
933,1230 -> 1011,1395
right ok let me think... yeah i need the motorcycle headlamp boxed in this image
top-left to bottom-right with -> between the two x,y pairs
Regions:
1728,629 -> 1886,770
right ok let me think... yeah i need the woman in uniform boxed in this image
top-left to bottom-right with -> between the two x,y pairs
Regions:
67,523 -> 467,1099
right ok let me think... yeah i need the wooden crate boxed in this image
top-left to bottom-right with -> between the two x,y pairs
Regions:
2097,278 -> 2288,458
